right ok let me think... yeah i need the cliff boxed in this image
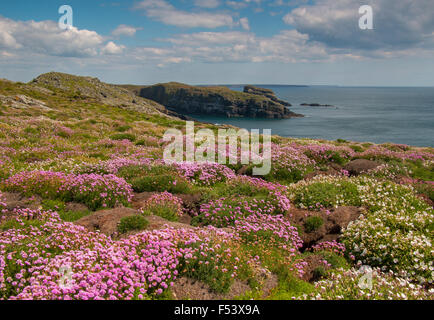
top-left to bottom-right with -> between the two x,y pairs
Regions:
243,85 -> 292,107
133,82 -> 302,119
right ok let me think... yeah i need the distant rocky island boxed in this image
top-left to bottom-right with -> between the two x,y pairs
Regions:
128,83 -> 302,119
301,103 -> 335,107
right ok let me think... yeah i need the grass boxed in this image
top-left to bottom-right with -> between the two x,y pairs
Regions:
41,199 -> 92,222
117,215 -> 149,234
110,133 -> 136,142
0,219 -> 45,231
265,166 -> 306,183
142,206 -> 180,222
293,180 -> 361,209
268,270 -> 314,300
304,216 -> 324,233
118,165 -> 194,194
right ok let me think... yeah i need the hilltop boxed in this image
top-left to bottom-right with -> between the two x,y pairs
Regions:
30,72 -> 171,116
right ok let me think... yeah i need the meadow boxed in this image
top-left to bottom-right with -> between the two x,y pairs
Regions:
0,75 -> 433,300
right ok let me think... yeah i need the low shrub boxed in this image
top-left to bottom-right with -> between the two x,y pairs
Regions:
2,171 -> 133,211
110,133 -> 136,142
115,125 -> 132,132
195,196 -> 290,228
304,216 -> 324,233
130,175 -> 191,194
302,144 -> 353,166
118,164 -> 193,194
118,215 -> 149,234
299,268 -> 432,300
312,266 -> 327,280
173,162 -> 235,186
140,192 -> 183,222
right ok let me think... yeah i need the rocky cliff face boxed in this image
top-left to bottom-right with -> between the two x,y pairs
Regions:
243,85 -> 292,107
136,82 -> 302,119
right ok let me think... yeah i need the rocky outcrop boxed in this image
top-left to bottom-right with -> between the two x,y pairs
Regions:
287,206 -> 363,250
0,94 -> 52,111
243,85 -> 291,106
136,82 -> 303,119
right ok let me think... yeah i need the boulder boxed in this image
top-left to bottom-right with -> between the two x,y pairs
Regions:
1,192 -> 42,211
75,207 -> 138,236
344,159 -> 380,176
131,192 -> 155,209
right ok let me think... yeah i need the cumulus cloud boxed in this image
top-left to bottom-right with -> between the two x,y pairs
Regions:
134,0 -> 236,28
0,16 -> 124,58
283,0 -> 434,51
0,17 -> 104,57
112,24 -> 141,37
102,41 -> 125,54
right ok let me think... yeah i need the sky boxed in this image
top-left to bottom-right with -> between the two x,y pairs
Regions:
0,0 -> 433,86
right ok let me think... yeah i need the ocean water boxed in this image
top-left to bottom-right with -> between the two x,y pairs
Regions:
192,86 -> 434,148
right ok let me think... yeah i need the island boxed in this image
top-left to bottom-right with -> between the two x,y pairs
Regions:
301,103 -> 335,107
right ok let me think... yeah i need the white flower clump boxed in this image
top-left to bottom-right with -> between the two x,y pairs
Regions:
299,268 -> 433,300
290,175 -> 433,284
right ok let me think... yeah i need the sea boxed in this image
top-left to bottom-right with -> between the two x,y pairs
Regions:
192,86 -> 434,148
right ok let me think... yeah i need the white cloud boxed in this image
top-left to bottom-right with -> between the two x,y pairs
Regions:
102,41 -> 125,55
0,16 -> 125,59
112,25 -> 141,37
133,29 -> 331,66
135,0 -> 235,28
0,26 -> 21,49
194,0 -> 221,8
240,17 -> 250,30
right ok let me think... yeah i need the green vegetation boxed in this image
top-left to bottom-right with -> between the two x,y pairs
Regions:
117,215 -> 149,234
0,73 -> 432,301
292,180 -> 361,209
304,216 -> 324,233
118,165 -> 193,194
110,133 -> 136,142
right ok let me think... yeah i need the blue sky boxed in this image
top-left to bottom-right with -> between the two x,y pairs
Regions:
0,0 -> 433,86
